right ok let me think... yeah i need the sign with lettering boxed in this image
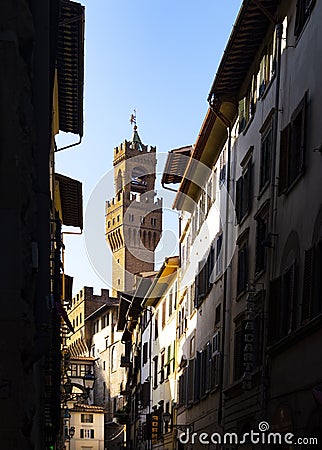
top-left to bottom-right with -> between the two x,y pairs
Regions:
243,293 -> 256,390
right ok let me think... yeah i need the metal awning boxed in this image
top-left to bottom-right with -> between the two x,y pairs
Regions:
55,173 -> 83,228
56,0 -> 85,137
161,146 -> 192,186
208,0 -> 279,102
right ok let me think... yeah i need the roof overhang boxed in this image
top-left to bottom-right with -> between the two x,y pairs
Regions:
173,102 -> 236,213
208,0 -> 279,103
143,256 -> 179,307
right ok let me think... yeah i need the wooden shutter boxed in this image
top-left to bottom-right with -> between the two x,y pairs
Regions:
299,91 -> 307,172
302,247 -> 314,323
236,177 -> 243,223
279,124 -> 290,195
268,277 -> 281,343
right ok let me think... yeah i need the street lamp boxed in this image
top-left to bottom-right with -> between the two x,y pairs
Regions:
162,412 -> 193,432
83,371 -> 95,392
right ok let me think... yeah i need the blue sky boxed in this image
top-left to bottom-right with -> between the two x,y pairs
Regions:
55,0 -> 241,296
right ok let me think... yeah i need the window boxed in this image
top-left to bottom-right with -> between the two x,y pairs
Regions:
154,312 -> 159,339
294,0 -> 315,36
93,319 -> 99,334
189,335 -> 195,357
215,234 -> 223,276
105,337 -> 109,349
193,351 -> 202,401
236,160 -> 253,223
143,342 -> 148,365
103,361 -> 106,370
102,313 -> 109,328
279,92 -> 307,194
76,316 -> 78,327
81,414 -> 93,423
162,301 -> 166,328
302,243 -> 322,323
80,429 -> 94,439
211,332 -> 221,388
237,241 -> 249,296
129,213 -> 134,222
194,248 -> 214,307
168,290 -> 173,317
255,211 -> 269,274
153,356 -> 158,389
268,262 -> 297,343
187,359 -> 195,405
160,350 -> 165,383
215,304 -> 221,324
140,215 -> 145,224
260,127 -> 272,191
111,346 -> 117,372
79,312 -> 82,324
219,149 -> 226,186
151,217 -> 157,226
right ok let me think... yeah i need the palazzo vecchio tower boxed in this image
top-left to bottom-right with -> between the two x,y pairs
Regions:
105,115 -> 162,295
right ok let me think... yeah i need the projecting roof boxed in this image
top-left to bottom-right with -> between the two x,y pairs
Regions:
173,0 -> 280,212
143,256 -> 179,307
208,0 -> 279,102
56,0 -> 85,137
161,146 -> 192,186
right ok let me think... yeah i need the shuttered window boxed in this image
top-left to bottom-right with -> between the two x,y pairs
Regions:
278,93 -> 307,194
194,352 -> 202,402
255,215 -> 268,274
187,359 -> 194,405
235,161 -> 253,223
294,0 -> 316,36
237,242 -> 249,296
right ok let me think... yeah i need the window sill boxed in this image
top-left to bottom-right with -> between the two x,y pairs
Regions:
268,313 -> 322,356
257,180 -> 269,200
283,169 -> 305,197
236,289 -> 247,302
259,73 -> 276,102
242,114 -> 255,136
254,267 -> 266,281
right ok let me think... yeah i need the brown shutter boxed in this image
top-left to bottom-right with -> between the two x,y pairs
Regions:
278,125 -> 290,195
302,247 -> 314,323
268,277 -> 281,343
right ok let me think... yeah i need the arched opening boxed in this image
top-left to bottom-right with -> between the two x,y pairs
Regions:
131,166 -> 147,193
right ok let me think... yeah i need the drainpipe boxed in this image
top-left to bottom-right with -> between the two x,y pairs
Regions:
261,20 -> 283,417
208,103 -> 233,427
